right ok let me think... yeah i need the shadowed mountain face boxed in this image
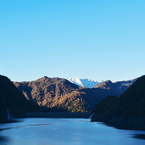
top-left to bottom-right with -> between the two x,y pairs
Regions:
0,75 -> 40,122
91,75 -> 145,130
14,76 -> 131,112
94,79 -> 136,94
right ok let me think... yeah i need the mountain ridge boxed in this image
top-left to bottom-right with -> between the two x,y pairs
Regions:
67,77 -> 136,89
13,76 -> 137,113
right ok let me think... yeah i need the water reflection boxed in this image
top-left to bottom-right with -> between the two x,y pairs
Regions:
133,134 -> 145,140
0,118 -> 145,145
0,123 -> 51,130
0,127 -> 12,131
0,136 -> 10,144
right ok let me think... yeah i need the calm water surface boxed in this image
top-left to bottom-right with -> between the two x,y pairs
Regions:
0,118 -> 145,145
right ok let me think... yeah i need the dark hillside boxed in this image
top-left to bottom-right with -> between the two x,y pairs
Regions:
0,75 -> 39,122
92,96 -> 119,114
91,75 -> 145,130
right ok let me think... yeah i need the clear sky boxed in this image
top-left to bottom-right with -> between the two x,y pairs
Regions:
1,0 -> 145,82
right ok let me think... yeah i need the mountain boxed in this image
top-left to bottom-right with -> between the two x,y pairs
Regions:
13,76 -> 132,113
0,75 -> 39,123
67,77 -> 103,88
94,79 -> 137,95
67,77 -> 136,90
14,76 -> 80,112
91,75 -> 145,130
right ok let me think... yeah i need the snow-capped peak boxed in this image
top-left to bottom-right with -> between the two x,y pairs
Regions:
67,77 -> 84,87
67,77 -> 104,88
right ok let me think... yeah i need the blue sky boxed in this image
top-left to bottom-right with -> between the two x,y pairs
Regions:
1,0 -> 145,82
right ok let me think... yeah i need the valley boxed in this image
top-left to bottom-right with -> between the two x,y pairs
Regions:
1,74 -> 145,131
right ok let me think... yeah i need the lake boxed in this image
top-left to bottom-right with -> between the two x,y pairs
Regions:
0,118 -> 145,145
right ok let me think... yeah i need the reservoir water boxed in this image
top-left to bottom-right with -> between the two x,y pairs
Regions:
0,118 -> 145,145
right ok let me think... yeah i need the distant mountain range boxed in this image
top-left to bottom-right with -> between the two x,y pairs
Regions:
67,77 -> 103,88
94,79 -> 137,94
67,77 -> 136,89
13,76 -> 137,113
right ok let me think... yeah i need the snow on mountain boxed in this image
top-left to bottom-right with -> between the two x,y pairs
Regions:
67,77 -> 104,88
67,77 -> 137,89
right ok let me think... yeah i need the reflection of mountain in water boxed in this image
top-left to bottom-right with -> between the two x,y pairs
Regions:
133,134 -> 145,140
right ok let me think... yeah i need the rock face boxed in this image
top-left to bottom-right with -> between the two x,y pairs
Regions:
91,75 -> 145,130
0,75 -> 39,122
14,76 -> 129,113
